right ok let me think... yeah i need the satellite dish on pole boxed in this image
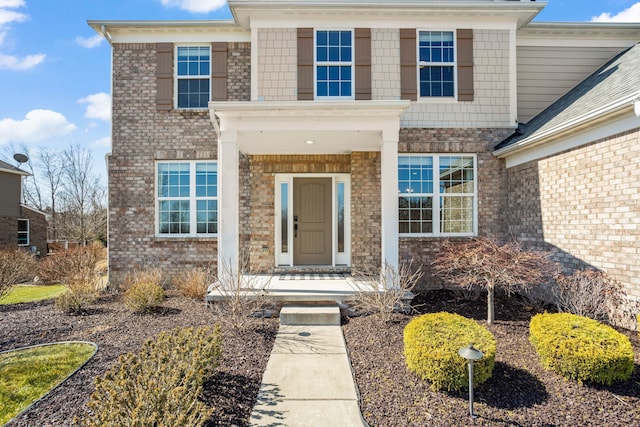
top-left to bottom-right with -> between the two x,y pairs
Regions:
13,153 -> 29,165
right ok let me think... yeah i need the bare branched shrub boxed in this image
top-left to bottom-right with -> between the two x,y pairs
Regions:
433,238 -> 557,325
123,269 -> 165,313
39,244 -> 106,285
0,248 -> 37,298
55,278 -> 100,314
552,269 -> 625,323
173,266 -> 213,299
209,255 -> 273,331
350,260 -> 423,323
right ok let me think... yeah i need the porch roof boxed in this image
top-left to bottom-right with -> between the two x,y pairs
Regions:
209,100 -> 410,154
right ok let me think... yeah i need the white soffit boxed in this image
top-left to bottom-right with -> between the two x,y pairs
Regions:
87,21 -> 250,43
211,100 -> 410,154
518,22 -> 640,48
229,0 -> 545,29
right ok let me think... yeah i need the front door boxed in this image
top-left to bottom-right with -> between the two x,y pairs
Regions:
293,178 -> 332,265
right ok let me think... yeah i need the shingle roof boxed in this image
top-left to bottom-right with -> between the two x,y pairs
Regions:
495,42 -> 640,152
0,159 -> 29,175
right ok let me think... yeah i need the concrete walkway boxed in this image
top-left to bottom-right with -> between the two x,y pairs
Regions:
250,307 -> 367,426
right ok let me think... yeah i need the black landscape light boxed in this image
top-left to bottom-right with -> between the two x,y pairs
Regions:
458,344 -> 484,419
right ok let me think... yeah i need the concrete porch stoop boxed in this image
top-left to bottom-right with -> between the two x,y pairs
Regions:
250,304 -> 368,427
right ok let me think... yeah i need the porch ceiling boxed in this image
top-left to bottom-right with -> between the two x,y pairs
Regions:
210,100 -> 410,154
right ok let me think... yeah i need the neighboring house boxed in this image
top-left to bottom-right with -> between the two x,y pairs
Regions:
0,160 -> 47,255
89,0 -> 640,303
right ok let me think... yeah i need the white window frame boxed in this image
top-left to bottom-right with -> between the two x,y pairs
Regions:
174,44 -> 211,110
17,218 -> 29,246
314,29 -> 355,100
155,160 -> 218,238
398,154 -> 477,237
416,29 -> 457,101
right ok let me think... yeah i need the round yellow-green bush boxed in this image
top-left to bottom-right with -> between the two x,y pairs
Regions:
403,312 -> 496,391
529,312 -> 634,385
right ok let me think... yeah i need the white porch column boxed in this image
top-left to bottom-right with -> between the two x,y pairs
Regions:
380,132 -> 399,273
217,130 -> 240,278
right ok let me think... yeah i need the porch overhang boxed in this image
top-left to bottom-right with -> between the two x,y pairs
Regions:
209,100 -> 410,154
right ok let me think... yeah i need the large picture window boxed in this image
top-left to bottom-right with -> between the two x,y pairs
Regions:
157,161 -> 217,236
419,31 -> 455,97
176,46 -> 210,109
399,155 -> 476,236
316,30 -> 353,98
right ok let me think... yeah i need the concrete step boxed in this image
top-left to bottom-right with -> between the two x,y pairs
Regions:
280,304 -> 341,326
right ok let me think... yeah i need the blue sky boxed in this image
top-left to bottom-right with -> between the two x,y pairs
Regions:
0,0 -> 639,183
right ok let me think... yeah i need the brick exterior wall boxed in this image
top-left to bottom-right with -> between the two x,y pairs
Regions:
398,127 -> 512,289
110,43 -> 220,286
401,29 -> 512,128
227,42 -> 252,102
0,208 -> 47,256
350,152 -> 382,270
507,128 -> 640,300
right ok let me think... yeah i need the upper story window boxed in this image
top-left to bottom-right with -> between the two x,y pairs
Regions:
17,219 -> 29,246
316,30 -> 353,98
398,154 -> 476,236
419,31 -> 455,98
176,46 -> 211,109
156,161 -> 217,236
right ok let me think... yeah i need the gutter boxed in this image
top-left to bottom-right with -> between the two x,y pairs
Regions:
494,94 -> 640,158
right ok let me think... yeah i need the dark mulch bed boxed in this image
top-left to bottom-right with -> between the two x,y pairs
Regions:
343,290 -> 640,427
0,293 -> 277,427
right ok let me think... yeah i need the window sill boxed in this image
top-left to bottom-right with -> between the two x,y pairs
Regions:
153,235 -> 217,242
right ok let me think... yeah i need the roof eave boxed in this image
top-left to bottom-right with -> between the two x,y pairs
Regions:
494,96 -> 640,158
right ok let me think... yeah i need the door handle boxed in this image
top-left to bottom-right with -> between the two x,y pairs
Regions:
294,223 -> 298,238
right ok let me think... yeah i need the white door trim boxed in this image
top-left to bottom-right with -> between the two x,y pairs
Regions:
275,173 -> 351,267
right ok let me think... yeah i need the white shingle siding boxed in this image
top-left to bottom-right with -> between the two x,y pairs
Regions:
257,28 -> 297,101
371,28 -> 401,100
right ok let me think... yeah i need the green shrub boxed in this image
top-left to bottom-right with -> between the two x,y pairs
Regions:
55,280 -> 99,314
123,269 -> 165,313
404,312 -> 496,391
529,312 -> 634,385
84,326 -> 222,427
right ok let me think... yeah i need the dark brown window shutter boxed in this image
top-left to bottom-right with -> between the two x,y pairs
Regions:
211,42 -> 228,101
297,28 -> 314,100
399,29 -> 417,101
354,28 -> 371,100
457,29 -> 474,102
156,43 -> 174,111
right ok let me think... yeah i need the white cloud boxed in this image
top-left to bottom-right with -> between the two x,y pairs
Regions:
0,8 -> 26,25
159,0 -> 227,13
0,109 -> 77,145
0,1 -> 26,8
75,34 -> 104,49
90,136 -> 111,148
0,52 -> 45,70
78,93 -> 111,121
0,1 -> 45,70
591,2 -> 640,22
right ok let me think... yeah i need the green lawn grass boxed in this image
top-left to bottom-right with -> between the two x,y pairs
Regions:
0,342 -> 97,425
0,285 -> 67,305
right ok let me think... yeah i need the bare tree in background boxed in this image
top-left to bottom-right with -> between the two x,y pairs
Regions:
58,144 -> 107,245
2,143 -> 106,245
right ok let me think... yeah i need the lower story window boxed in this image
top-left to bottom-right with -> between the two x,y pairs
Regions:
157,161 -> 217,236
17,219 -> 29,246
398,154 -> 476,236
